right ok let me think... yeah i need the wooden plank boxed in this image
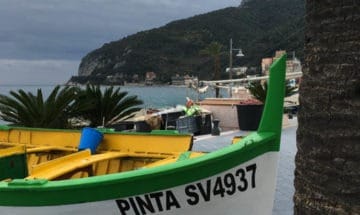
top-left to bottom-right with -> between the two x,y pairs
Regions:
27,151 -> 128,180
26,146 -> 77,153
0,145 -> 25,158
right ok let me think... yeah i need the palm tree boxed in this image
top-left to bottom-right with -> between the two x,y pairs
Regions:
0,86 -> 80,128
200,42 -> 223,97
247,81 -> 297,103
76,85 -> 143,127
294,1 -> 360,214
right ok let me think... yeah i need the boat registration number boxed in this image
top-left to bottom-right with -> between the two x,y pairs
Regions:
116,163 -> 257,214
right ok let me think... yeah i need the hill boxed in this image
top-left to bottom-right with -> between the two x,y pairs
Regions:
71,0 -> 304,84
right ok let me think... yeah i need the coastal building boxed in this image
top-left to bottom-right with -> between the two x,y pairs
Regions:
145,72 -> 156,85
132,74 -> 139,83
171,74 -> 185,85
261,58 -> 273,75
262,51 -> 302,76
171,74 -> 198,86
184,75 -> 198,87
106,73 -> 124,85
225,67 -> 247,76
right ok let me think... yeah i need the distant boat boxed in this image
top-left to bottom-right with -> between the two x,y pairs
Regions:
0,55 -> 287,215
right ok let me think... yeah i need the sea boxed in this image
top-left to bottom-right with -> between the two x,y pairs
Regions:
0,85 -> 230,108
0,84 -> 229,124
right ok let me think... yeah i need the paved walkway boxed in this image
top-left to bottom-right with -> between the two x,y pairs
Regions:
273,125 -> 296,215
193,118 -> 298,215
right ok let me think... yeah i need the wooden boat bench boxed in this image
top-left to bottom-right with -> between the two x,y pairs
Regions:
26,150 -> 128,180
0,145 -> 25,158
24,145 -> 79,175
0,143 -> 78,173
142,151 -> 204,168
26,146 -> 77,153
0,142 -> 77,153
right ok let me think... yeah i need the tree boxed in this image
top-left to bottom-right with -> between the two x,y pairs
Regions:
247,81 -> 297,103
77,85 -> 143,127
294,1 -> 360,214
0,86 -> 80,128
200,42 -> 223,97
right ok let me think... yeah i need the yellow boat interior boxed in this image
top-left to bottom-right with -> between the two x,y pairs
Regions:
0,127 -> 204,181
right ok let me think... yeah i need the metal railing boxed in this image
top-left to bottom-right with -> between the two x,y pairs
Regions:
201,72 -> 302,86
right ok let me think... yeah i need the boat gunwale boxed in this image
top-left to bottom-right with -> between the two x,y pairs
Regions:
0,131 -> 277,206
0,126 -> 191,137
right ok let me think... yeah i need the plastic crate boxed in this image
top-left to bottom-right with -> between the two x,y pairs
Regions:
176,116 -> 200,134
161,111 -> 185,129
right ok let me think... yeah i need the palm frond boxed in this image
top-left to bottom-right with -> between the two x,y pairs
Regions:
0,86 -> 81,128
76,85 -> 143,127
247,80 -> 298,104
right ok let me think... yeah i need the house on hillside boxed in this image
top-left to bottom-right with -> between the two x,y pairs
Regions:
184,75 -> 198,87
171,74 -> 185,85
261,58 -> 273,75
145,72 -> 156,85
132,74 -> 139,83
262,51 -> 302,75
106,73 -> 124,85
171,74 -> 198,86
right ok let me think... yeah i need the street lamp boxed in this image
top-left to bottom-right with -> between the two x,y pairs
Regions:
229,38 -> 245,98
229,38 -> 245,80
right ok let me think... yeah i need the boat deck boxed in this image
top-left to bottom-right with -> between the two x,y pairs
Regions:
193,117 -> 298,215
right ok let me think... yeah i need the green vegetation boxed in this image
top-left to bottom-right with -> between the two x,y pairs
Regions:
0,86 -> 80,128
199,42 -> 223,97
247,81 -> 297,103
0,86 -> 143,129
75,85 -> 143,127
75,0 -> 304,84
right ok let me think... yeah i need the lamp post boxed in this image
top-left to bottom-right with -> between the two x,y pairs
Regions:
229,38 -> 244,97
229,38 -> 245,80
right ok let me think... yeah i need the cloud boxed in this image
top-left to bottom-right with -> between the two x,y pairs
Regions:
0,59 -> 79,85
0,0 -> 240,84
0,0 -> 240,60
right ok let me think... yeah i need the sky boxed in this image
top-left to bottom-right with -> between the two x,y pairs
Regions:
0,0 -> 240,85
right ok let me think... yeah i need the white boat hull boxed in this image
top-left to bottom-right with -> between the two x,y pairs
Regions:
0,152 -> 279,215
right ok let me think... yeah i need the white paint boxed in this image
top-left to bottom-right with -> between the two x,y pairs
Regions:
0,152 -> 279,215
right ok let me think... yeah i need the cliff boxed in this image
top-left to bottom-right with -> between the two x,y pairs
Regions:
72,0 -> 304,84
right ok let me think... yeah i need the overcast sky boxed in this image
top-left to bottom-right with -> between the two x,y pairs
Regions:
0,0 -> 240,85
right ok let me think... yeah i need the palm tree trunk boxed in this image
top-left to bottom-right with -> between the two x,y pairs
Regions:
294,1 -> 360,214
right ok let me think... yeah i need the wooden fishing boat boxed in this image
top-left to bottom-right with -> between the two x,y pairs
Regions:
0,54 -> 287,215
0,128 -> 195,180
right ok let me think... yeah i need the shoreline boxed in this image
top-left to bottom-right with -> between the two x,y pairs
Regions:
63,82 -> 189,88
